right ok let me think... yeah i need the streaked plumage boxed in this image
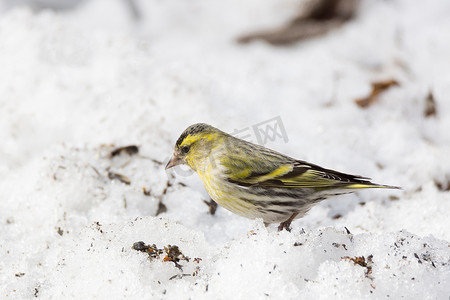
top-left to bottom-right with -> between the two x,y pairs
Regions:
166,123 -> 399,231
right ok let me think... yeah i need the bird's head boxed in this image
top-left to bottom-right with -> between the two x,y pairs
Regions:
166,123 -> 224,172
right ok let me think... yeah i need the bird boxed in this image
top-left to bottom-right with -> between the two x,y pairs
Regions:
165,123 -> 399,231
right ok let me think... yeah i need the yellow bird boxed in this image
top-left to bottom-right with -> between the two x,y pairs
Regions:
166,123 -> 399,231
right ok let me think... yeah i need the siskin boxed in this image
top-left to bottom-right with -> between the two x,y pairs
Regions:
166,123 -> 399,231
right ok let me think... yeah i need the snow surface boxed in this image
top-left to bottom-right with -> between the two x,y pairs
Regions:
0,0 -> 449,299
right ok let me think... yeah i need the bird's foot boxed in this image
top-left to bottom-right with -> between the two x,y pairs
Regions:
277,221 -> 292,232
277,212 -> 299,232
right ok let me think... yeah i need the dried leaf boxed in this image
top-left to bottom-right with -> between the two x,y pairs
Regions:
203,199 -> 218,215
111,145 -> 139,157
343,256 -> 367,267
237,0 -> 359,45
132,241 -> 164,258
424,91 -> 437,117
107,171 -> 131,185
332,242 -> 347,250
155,200 -> 167,216
57,227 -> 64,236
434,179 -> 450,191
343,255 -> 373,278
355,79 -> 399,108
143,187 -> 151,196
132,242 -> 191,271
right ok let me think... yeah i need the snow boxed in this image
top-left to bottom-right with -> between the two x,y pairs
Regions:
0,0 -> 449,299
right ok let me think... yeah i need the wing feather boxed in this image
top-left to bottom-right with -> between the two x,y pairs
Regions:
226,159 -> 379,189
219,140 -> 396,190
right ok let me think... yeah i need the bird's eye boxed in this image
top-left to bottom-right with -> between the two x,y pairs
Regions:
180,145 -> 190,154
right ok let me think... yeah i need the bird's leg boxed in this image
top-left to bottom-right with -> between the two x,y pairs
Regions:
277,212 -> 299,232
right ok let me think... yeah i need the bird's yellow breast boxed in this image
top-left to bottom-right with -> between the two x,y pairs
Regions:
196,164 -> 224,202
196,162 -> 258,217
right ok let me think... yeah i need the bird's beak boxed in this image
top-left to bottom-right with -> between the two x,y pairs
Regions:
165,154 -> 184,170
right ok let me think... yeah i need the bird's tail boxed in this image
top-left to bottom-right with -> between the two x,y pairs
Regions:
346,183 -> 401,190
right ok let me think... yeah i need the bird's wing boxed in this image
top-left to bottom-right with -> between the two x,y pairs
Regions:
226,159 -> 385,190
